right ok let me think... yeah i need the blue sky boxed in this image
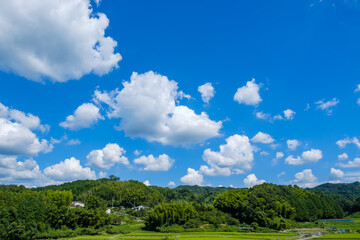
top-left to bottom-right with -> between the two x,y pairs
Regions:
0,0 -> 360,188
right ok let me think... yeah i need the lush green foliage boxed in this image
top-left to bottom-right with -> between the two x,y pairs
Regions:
214,183 -> 343,229
0,178 -> 353,239
0,186 -> 113,240
35,179 -> 231,207
309,182 -> 360,214
145,201 -> 239,231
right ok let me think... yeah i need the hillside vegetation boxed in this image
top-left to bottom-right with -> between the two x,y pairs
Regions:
308,182 -> 360,214
1,178 -> 358,239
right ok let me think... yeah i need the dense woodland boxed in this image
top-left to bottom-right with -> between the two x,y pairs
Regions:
0,177 -> 360,239
308,181 -> 360,214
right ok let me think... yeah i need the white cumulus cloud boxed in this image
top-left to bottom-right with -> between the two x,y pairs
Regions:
143,180 -> 151,186
198,82 -> 215,103
134,154 -> 174,171
338,158 -> 360,168
60,103 -> 103,130
251,132 -> 274,144
0,103 -> 49,133
283,109 -> 296,120
287,139 -> 300,150
94,71 -> 222,146
201,134 -> 254,176
0,118 -> 51,156
338,153 -> 349,161
167,181 -> 176,187
336,137 -> 360,149
272,152 -> 284,165
0,0 -> 121,82
180,168 -> 203,186
285,149 -> 322,165
86,143 -> 128,170
0,102 -> 52,157
43,157 -> 96,182
330,168 -> 344,180
243,174 -> 265,188
234,79 -> 262,106
293,169 -> 318,188
0,156 -> 44,186
199,165 -> 232,176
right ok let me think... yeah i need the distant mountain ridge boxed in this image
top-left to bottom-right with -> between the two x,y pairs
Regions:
308,181 -> 360,201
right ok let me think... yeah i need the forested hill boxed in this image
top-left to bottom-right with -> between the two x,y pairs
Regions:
0,179 -> 350,239
307,181 -> 360,213
32,179 -> 360,209
33,178 -> 233,207
308,181 -> 360,201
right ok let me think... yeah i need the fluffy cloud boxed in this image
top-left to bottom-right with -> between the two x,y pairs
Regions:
86,143 -> 128,170
338,153 -> 349,161
272,152 -> 284,165
199,165 -> 232,176
255,109 -> 296,122
0,103 -> 49,133
0,156 -> 44,186
315,98 -> 340,115
168,181 -> 176,187
336,137 -> 360,149
287,139 -> 300,150
302,149 -> 323,161
94,71 -> 222,146
60,103 -> 103,130
337,158 -> 360,168
243,174 -> 265,188
283,109 -> 296,120
234,79 -> 262,106
285,149 -> 322,165
251,132 -> 274,144
143,180 -> 151,186
134,154 -> 174,171
44,157 -> 96,181
276,152 -> 284,159
180,168 -> 203,186
0,0 -> 121,82
0,118 -> 52,156
201,134 -> 254,176
330,168 -> 344,180
255,111 -> 269,120
198,82 -> 215,103
293,169 -> 318,188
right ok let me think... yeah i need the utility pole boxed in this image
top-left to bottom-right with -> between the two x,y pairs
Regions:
133,197 -> 136,208
112,196 -> 114,208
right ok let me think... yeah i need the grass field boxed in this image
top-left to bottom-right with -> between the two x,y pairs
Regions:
318,233 -> 360,239
55,219 -> 360,240
59,232 -> 298,240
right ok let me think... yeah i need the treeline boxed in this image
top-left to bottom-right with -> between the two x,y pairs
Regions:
145,201 -> 239,232
143,183 -> 344,231
0,185 -> 120,240
0,178 -> 353,239
214,184 -> 343,230
308,182 -> 360,214
35,178 -> 231,207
